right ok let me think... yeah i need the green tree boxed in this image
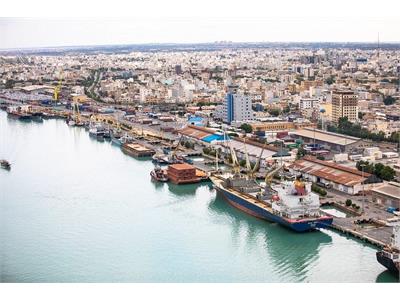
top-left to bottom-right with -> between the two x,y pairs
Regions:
296,146 -> 307,160
380,166 -> 395,181
268,108 -> 281,117
325,76 -> 335,85
383,96 -> 396,106
5,79 -> 15,89
240,123 -> 253,133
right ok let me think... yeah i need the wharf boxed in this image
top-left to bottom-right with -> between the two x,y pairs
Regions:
320,199 -> 396,248
330,217 -> 393,248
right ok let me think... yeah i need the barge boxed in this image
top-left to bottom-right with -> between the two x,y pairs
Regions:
122,143 -> 155,158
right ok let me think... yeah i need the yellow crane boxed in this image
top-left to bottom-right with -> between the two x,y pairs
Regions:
53,71 -> 63,101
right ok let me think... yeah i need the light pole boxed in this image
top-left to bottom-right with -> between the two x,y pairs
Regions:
360,163 -> 366,214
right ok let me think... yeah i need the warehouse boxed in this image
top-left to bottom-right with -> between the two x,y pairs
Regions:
291,128 -> 370,153
289,156 -> 381,195
371,182 -> 400,209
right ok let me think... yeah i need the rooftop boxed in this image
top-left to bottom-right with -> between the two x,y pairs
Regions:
372,182 -> 400,200
292,128 -> 360,146
290,156 -> 368,186
169,163 -> 196,171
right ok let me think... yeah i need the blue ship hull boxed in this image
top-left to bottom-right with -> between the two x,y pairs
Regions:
215,186 -> 333,232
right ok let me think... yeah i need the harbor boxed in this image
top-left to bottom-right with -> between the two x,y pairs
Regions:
0,109 -> 398,282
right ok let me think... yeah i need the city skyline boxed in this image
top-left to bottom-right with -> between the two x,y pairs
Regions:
1,15 -> 400,50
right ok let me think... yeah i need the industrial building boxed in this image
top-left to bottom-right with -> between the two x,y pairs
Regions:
289,156 -> 381,195
371,182 -> 400,209
291,128 -> 370,153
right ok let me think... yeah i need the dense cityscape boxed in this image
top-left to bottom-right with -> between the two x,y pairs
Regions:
1,42 -> 399,282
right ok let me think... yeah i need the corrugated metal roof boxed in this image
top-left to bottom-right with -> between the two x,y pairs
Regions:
293,128 -> 360,146
291,157 -> 367,186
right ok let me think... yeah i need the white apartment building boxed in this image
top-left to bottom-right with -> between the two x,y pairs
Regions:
223,86 -> 254,124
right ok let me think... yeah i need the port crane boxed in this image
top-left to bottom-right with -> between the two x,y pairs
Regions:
53,71 -> 63,102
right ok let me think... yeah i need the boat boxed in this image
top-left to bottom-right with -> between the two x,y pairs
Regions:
89,122 -> 107,137
111,133 -> 135,146
150,166 -> 169,182
376,226 -> 399,276
103,128 -> 111,139
31,111 -> 44,123
0,159 -> 11,170
6,106 -> 32,120
121,142 -> 155,158
210,173 -> 333,232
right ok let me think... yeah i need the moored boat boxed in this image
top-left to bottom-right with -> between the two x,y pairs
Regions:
376,226 -> 399,276
210,173 -> 333,232
150,166 -> 169,182
89,122 -> 107,137
0,159 -> 11,170
6,106 -> 32,121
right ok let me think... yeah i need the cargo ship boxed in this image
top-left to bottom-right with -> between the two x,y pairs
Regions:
376,226 -> 399,276
210,173 -> 333,232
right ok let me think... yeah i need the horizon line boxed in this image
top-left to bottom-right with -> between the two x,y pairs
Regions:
2,40 -> 400,52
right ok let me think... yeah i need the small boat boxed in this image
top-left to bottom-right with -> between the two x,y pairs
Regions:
89,122 -> 107,137
111,133 -> 135,146
0,159 -> 11,170
103,129 -> 111,139
150,166 -> 169,182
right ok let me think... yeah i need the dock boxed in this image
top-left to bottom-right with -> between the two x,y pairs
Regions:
320,200 -> 396,248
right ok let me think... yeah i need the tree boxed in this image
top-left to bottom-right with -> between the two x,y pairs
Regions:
283,105 -> 290,114
240,123 -> 253,133
296,146 -> 307,160
5,80 -> 15,89
383,96 -> 396,106
325,76 -> 335,85
268,108 -> 281,117
345,199 -> 352,207
380,166 -> 395,181
356,160 -> 395,181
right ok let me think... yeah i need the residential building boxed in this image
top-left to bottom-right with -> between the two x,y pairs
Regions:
332,90 -> 358,123
223,85 -> 254,124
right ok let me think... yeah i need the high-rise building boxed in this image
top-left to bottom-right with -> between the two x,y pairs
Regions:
332,90 -> 358,124
223,85 -> 254,124
175,65 -> 182,75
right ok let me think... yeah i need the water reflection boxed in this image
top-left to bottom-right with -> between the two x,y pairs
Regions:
167,181 -> 210,197
208,193 -> 332,281
375,270 -> 399,283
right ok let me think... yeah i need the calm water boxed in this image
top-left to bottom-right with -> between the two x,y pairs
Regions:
0,110 -> 397,282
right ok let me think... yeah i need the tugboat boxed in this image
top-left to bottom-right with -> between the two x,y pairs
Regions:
376,226 -> 399,276
0,159 -> 11,170
150,166 -> 169,182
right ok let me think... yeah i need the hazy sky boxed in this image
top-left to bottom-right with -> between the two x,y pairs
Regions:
1,0 -> 400,49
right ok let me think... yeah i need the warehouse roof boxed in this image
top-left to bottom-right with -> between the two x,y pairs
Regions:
372,182 -> 400,200
290,156 -> 368,186
292,128 -> 360,146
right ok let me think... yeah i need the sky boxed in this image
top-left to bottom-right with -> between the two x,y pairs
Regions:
1,0 -> 400,49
